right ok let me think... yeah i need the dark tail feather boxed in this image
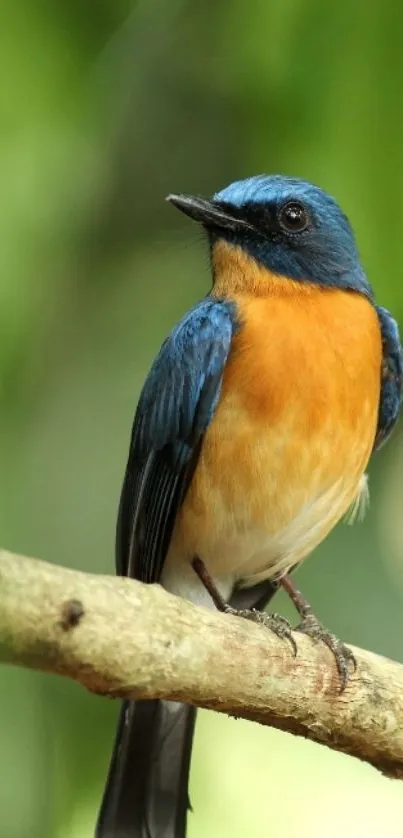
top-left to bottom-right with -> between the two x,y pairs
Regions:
95,577 -> 280,838
95,699 -> 196,838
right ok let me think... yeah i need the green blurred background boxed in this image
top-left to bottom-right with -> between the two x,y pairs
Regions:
1,0 -> 403,835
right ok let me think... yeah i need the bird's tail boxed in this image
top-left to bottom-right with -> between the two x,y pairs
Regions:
95,698 -> 196,838
95,577 -> 279,838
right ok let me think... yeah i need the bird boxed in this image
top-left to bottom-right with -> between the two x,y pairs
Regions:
95,174 -> 402,838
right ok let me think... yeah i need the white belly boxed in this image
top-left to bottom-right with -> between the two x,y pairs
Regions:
161,472 -> 368,608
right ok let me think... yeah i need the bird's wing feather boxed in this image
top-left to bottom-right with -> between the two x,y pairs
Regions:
373,305 -> 403,451
116,297 -> 238,583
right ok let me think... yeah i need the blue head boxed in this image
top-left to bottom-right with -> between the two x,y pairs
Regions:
167,174 -> 373,297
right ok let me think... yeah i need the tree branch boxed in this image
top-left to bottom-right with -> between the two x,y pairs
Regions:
1,547 -> 402,779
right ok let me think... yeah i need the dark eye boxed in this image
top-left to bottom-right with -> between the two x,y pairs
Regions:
278,201 -> 309,233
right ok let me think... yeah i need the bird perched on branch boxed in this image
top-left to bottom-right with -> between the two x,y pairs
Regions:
95,174 -> 402,838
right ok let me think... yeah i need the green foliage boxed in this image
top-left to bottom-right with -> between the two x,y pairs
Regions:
1,1 -> 402,836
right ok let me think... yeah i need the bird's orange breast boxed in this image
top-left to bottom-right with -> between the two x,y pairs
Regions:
164,249 -> 382,594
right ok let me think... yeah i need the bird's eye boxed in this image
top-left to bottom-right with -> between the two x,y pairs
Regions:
278,201 -> 309,233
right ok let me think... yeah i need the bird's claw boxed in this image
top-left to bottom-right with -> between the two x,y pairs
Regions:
296,613 -> 356,692
224,605 -> 297,656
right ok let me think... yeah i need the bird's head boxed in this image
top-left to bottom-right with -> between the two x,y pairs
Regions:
167,175 -> 373,298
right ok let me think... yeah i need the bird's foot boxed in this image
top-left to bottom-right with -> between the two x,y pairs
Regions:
191,556 -> 296,654
280,574 -> 356,692
296,612 -> 356,692
223,605 -> 297,656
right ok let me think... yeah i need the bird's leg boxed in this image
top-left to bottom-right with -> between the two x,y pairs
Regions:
191,557 -> 297,655
280,574 -> 356,691
191,556 -> 229,611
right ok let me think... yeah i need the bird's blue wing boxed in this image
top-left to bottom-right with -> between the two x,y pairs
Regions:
116,297 -> 238,583
373,305 -> 403,451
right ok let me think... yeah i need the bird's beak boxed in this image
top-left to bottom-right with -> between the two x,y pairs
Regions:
166,193 -> 253,233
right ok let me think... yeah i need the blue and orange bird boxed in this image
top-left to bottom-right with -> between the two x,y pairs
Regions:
95,175 -> 402,838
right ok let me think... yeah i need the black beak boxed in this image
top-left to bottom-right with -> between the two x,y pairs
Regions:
166,193 -> 253,233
